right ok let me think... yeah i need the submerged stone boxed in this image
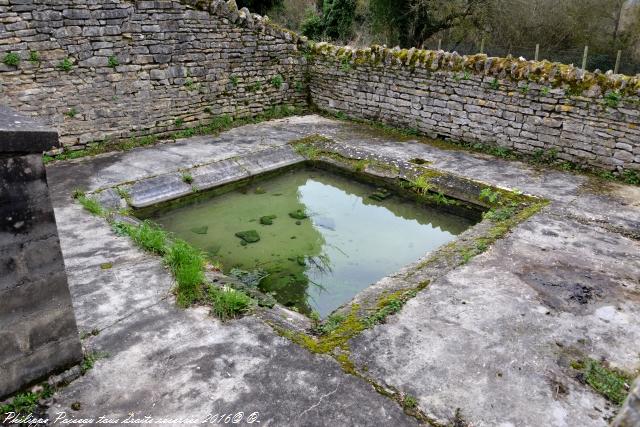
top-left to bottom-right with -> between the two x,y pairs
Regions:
235,229 -> 260,243
260,214 -> 277,225
369,187 -> 392,201
190,225 -> 209,234
255,187 -> 266,194
289,209 -> 308,219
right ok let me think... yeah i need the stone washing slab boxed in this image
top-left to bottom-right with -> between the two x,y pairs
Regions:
44,115 -> 639,426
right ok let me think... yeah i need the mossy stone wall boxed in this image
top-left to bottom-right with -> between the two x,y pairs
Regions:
0,0 -> 307,151
309,44 -> 640,172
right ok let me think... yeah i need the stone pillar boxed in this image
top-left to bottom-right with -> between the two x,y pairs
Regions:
0,106 -> 82,398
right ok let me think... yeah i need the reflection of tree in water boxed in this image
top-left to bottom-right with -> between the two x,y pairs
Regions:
311,172 -> 477,235
256,176 -> 334,316
259,253 -> 332,316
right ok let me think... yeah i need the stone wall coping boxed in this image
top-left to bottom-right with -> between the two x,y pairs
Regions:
0,106 -> 59,154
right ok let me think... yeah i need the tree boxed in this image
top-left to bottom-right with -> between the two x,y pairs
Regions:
301,0 -> 357,42
369,0 -> 489,47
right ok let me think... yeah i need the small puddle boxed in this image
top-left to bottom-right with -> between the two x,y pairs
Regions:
146,168 -> 476,316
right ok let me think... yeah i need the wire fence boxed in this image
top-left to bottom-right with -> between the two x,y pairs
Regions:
430,40 -> 640,75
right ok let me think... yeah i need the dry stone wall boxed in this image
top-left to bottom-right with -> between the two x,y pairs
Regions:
2,1 -> 640,172
309,44 -> 640,172
0,0 -> 307,150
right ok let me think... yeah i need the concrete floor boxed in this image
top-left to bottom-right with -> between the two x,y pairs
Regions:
45,115 -> 640,426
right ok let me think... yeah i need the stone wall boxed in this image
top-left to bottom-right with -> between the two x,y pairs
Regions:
0,106 -> 82,399
309,44 -> 640,172
0,0 -> 306,150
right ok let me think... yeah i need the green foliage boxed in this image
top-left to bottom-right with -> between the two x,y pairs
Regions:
174,117 -> 184,127
270,74 -> 284,88
107,55 -> 119,68
301,9 -> 326,40
573,359 -> 632,405
317,313 -> 346,334
3,51 -> 20,66
483,206 -> 516,221
28,51 -> 40,64
57,58 -> 73,72
301,0 -> 356,42
520,83 -> 529,94
0,385 -> 53,416
540,86 -> 550,96
479,187 -> 500,204
340,56 -> 352,72
181,172 -> 193,184
127,220 -> 167,255
489,78 -> 500,90
184,77 -> 198,90
403,394 -> 418,409
532,148 -> 558,164
64,107 -> 77,118
229,74 -> 239,86
604,90 -> 622,108
208,285 -> 253,320
164,239 -> 205,307
623,169 -> 640,185
250,81 -> 262,92
409,175 -> 432,195
76,194 -> 103,216
80,351 -> 108,374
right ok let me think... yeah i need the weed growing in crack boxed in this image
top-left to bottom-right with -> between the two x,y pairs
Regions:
604,91 -> 622,108
164,239 -> 205,307
127,221 -> 167,254
57,58 -> 73,72
403,394 -> 418,409
483,206 -> 516,222
80,351 -> 109,375
479,188 -> 500,204
0,385 -> 53,417
270,74 -> 284,89
208,285 -> 252,320
107,55 -> 119,69
74,191 -> 103,216
181,172 -> 194,184
3,51 -> 20,66
28,51 -> 40,64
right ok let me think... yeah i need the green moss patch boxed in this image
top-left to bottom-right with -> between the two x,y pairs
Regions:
572,358 -> 634,405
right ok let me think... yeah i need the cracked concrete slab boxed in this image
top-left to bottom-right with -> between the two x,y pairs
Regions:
43,115 -> 640,426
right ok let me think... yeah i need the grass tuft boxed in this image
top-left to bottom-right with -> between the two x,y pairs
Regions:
208,285 -> 252,320
76,194 -> 103,216
164,239 -> 205,307
127,220 -> 167,255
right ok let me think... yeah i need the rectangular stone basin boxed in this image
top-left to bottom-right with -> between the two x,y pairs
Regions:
136,166 -> 479,317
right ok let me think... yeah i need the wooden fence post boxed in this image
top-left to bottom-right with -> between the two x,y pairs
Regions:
614,50 -> 622,74
479,36 -> 485,54
437,39 -> 442,51
534,44 -> 539,61
582,45 -> 589,70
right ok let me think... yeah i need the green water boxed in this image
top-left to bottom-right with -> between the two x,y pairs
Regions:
149,168 -> 475,317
